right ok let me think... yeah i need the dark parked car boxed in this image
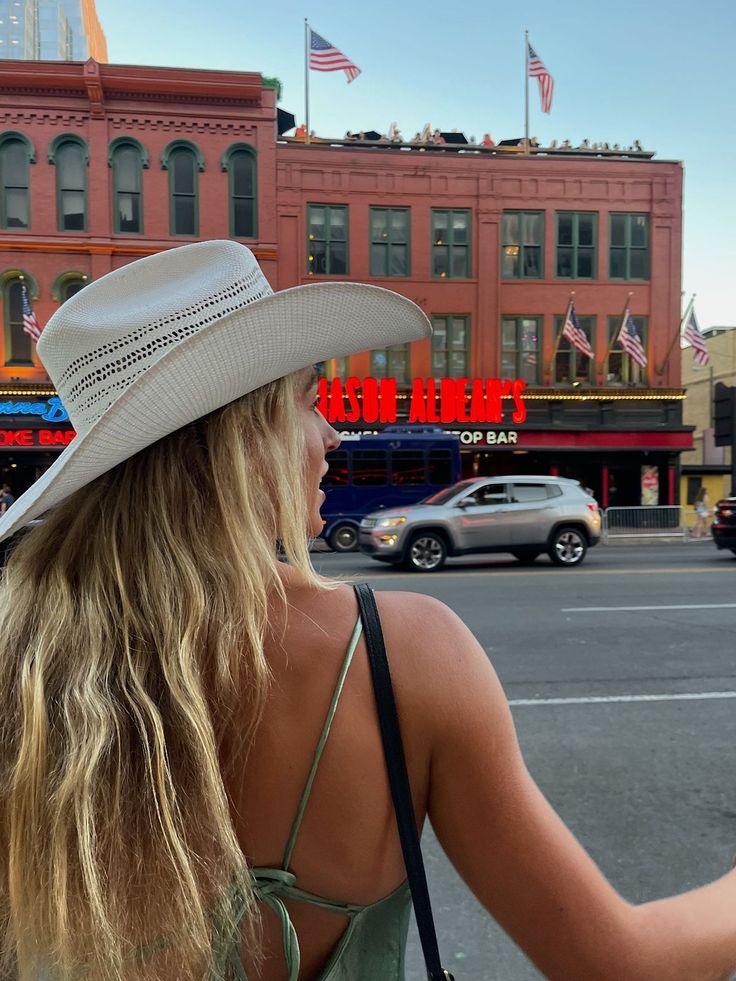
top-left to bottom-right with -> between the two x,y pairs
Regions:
711,496 -> 736,554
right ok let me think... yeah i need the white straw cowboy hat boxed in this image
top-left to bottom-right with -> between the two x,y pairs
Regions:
0,239 -> 431,543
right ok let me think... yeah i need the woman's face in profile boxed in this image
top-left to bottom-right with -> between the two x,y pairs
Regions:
298,367 -> 340,535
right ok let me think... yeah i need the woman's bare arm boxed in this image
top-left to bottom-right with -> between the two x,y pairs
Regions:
384,591 -> 736,981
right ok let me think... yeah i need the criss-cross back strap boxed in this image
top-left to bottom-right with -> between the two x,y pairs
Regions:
281,615 -> 363,870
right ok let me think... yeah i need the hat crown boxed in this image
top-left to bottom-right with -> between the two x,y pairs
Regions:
38,241 -> 273,435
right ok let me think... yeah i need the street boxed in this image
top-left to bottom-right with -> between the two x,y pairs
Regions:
311,543 -> 736,980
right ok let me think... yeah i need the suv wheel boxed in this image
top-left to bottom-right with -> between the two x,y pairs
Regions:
405,532 -> 447,572
512,549 -> 541,564
548,527 -> 587,567
328,522 -> 358,552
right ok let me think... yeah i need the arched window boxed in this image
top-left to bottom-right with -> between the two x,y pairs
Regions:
52,270 -> 89,303
49,135 -> 88,232
1,272 -> 38,366
0,133 -> 35,230
222,144 -> 257,239
109,138 -> 148,234
161,141 -> 203,237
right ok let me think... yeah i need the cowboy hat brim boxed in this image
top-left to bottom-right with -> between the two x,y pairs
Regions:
0,280 -> 430,542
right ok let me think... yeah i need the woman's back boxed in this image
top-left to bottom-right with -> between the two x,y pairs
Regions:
227,573 -> 432,979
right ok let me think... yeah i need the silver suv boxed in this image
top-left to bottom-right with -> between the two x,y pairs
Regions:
359,475 -> 601,572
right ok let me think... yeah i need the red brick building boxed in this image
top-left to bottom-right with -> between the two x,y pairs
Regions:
0,59 -> 691,507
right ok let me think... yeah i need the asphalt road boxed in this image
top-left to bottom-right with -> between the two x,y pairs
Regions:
311,542 -> 736,980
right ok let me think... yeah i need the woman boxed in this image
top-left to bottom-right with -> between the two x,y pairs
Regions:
694,486 -> 710,538
1,241 -> 735,981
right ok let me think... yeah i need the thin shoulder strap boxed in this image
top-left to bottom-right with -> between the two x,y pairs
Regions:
353,583 -> 454,981
281,615 -> 363,869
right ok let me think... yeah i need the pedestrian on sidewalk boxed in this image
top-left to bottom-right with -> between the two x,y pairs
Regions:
1,241 -> 736,981
693,486 -> 710,538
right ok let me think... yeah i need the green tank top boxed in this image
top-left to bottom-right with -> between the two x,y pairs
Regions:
216,616 -> 412,980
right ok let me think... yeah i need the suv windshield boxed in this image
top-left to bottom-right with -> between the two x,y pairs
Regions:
420,479 -> 479,506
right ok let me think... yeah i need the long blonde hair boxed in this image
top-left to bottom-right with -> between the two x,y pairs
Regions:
0,372 -> 328,980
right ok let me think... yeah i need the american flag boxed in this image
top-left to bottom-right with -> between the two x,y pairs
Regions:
561,302 -> 594,359
617,308 -> 647,367
309,28 -> 362,83
528,41 -> 553,113
683,307 -> 709,366
21,283 -> 42,342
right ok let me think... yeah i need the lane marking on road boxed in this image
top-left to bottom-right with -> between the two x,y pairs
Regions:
356,566 -> 736,580
509,691 -> 736,707
561,603 -> 736,612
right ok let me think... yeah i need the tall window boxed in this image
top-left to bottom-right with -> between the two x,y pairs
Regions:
0,135 -> 32,229
609,213 -> 649,279
166,146 -> 199,236
223,145 -> 257,239
307,205 -> 348,275
370,344 -> 409,384
110,140 -> 145,234
61,277 -> 86,302
432,210 -> 470,278
2,277 -> 33,365
371,208 -> 411,277
553,314 -> 595,384
52,138 -> 87,231
501,317 -> 541,384
370,207 -> 409,277
431,315 -> 469,377
606,315 -> 648,384
556,212 -> 596,279
324,356 -> 349,380
501,211 -> 543,278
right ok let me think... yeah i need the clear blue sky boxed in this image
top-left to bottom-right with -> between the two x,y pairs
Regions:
96,0 -> 736,329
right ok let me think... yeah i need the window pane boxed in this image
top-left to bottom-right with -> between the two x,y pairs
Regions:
308,208 -> 325,239
58,144 -> 84,187
557,247 -> 573,277
432,351 -> 447,376
501,352 -> 516,376
62,280 -> 85,301
433,249 -> 448,277
630,216 -> 648,247
502,248 -> 519,277
428,450 -> 452,484
451,212 -> 468,244
322,450 -> 348,485
523,212 -> 543,244
391,450 -> 424,485
433,212 -> 448,242
501,213 -> 519,244
555,350 -> 572,382
523,247 -> 541,277
330,241 -> 347,274
390,211 -> 407,242
371,349 -> 387,377
7,281 -> 32,363
115,148 -> 139,192
371,209 -> 387,238
174,197 -> 195,235
451,247 -> 468,277
449,350 -> 466,376
513,483 -> 549,502
557,215 -> 573,245
451,320 -> 466,346
118,193 -> 140,232
61,190 -> 85,230
501,320 -> 517,348
172,151 -> 195,194
232,154 -> 254,196
389,244 -> 407,276
610,249 -> 626,278
578,215 -> 594,246
610,215 -> 626,246
329,208 -> 346,239
371,243 -> 387,277
309,241 -> 327,274
6,188 -> 28,227
630,250 -> 648,279
233,199 -> 254,237
577,249 -> 594,278
352,450 -> 387,485
432,320 -> 447,346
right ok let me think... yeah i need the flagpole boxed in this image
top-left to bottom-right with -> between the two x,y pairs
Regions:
304,18 -> 310,145
524,30 -> 530,155
599,292 -> 633,374
547,291 -> 575,375
655,291 -> 693,376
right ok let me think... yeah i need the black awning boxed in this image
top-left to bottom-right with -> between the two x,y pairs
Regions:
440,132 -> 468,144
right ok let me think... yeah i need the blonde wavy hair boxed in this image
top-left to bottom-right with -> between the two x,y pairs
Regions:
0,372 -> 329,980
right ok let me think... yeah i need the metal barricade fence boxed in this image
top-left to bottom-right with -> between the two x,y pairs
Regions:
602,506 -> 687,542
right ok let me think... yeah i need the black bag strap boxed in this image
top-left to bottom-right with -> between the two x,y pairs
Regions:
353,583 -> 454,981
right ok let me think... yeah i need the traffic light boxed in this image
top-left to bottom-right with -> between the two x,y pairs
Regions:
713,382 -> 736,447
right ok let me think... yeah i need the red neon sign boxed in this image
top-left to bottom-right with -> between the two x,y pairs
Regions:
0,429 -> 76,448
317,377 -> 527,425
